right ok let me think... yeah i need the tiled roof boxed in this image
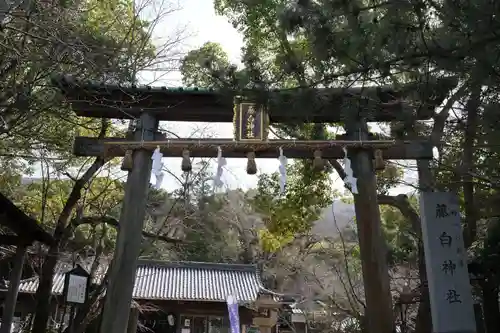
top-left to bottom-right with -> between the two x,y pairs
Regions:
17,260 -> 264,302
52,74 -> 457,99
51,75 -> 218,95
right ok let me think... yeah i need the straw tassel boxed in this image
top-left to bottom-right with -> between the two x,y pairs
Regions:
246,152 -> 257,175
374,149 -> 385,171
121,150 -> 133,171
313,150 -> 325,171
181,149 -> 192,172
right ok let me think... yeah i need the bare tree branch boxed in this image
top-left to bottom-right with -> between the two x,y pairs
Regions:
74,215 -> 182,244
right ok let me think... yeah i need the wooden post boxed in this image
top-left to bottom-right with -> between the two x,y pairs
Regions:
347,120 -> 394,333
68,306 -> 76,333
126,307 -> 140,333
414,160 -> 433,333
418,160 -> 434,191
99,112 -> 158,333
0,242 -> 28,333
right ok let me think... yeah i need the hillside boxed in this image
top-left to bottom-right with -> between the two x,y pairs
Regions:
312,200 -> 356,237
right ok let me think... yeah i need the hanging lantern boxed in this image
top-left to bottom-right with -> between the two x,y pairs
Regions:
181,149 -> 192,172
313,150 -> 324,171
121,150 -> 133,171
374,149 -> 385,171
246,151 -> 257,175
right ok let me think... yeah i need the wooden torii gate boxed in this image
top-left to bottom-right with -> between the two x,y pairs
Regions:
52,75 -> 454,333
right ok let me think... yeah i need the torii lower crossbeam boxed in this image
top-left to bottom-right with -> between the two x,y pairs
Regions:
73,137 -> 434,160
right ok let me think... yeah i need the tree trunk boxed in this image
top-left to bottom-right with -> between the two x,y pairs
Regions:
60,294 -> 104,333
31,117 -> 108,333
462,87 -> 481,248
32,153 -> 106,333
31,241 -> 61,333
481,278 -> 500,333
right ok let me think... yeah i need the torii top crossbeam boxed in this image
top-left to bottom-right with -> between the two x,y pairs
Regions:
51,75 -> 457,123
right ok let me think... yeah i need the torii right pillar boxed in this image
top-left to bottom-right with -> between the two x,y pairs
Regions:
346,118 -> 394,333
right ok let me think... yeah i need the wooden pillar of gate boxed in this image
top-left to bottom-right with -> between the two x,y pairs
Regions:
99,113 -> 159,333
126,307 -> 140,333
346,119 -> 394,333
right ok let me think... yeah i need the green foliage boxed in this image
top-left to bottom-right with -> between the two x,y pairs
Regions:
252,161 -> 332,244
258,228 -> 291,253
0,0 -> 159,243
0,0 -> 157,191
376,164 -> 405,195
0,3 -> 162,329
379,196 -> 419,267
10,176 -> 124,253
181,42 -> 232,88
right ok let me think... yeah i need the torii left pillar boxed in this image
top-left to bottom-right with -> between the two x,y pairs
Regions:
346,118 -> 394,333
99,112 -> 158,333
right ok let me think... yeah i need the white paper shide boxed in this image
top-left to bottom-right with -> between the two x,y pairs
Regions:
342,147 -> 358,194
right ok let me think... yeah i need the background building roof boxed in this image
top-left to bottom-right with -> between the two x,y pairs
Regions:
17,260 -> 264,302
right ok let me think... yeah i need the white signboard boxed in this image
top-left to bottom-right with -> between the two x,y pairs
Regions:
66,274 -> 88,304
419,191 -> 476,333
